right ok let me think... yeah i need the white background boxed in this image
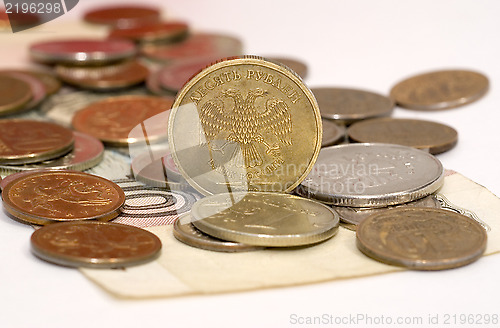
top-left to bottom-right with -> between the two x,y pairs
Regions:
1,0 -> 500,327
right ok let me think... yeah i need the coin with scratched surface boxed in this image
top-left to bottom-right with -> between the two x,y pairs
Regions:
174,214 -> 264,252
168,56 -> 322,195
297,143 -> 444,207
347,118 -> 458,154
2,170 -> 125,225
321,119 -> 345,147
0,120 -> 74,164
0,74 -> 32,115
356,208 -> 487,270
390,69 -> 489,110
109,21 -> 189,44
31,221 -> 161,268
72,96 -> 172,146
191,192 -> 339,247
312,87 -> 394,125
83,5 -> 161,28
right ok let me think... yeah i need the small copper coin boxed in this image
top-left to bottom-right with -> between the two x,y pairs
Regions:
2,170 -> 126,225
267,57 -> 308,79
390,69 -> 489,110
2,70 -> 61,95
1,71 -> 47,111
0,74 -> 32,115
174,214 -> 264,252
29,39 -> 137,65
347,118 -> 458,154
356,208 -> 487,270
31,221 -> 162,268
1,169 -> 48,191
55,61 -> 149,90
83,5 -> 161,29
109,21 -> 189,44
72,96 -> 173,146
321,119 -> 345,147
141,33 -> 243,62
312,87 -> 394,125
0,120 -> 74,164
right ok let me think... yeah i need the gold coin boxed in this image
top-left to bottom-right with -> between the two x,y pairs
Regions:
347,118 -> 458,154
168,56 -> 322,195
191,192 -> 339,247
0,74 -> 32,115
356,208 -> 487,270
390,69 -> 489,110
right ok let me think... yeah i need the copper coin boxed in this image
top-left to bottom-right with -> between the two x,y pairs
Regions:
31,221 -> 161,268
1,71 -> 47,111
173,214 -> 264,252
267,57 -> 308,79
321,119 -> 345,147
2,70 -> 61,95
0,120 -> 74,164
72,96 -> 173,147
2,170 -> 126,225
312,87 -> 394,125
0,169 -> 48,191
29,39 -> 137,65
146,69 -> 175,96
347,118 -> 458,154
390,69 -> 489,110
356,208 -> 487,270
0,131 -> 104,174
109,21 -> 189,44
55,61 -> 149,90
141,33 -> 243,62
83,5 -> 161,29
0,74 -> 32,115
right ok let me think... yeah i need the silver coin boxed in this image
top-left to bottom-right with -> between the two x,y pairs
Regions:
321,119 -> 345,147
296,143 -> 444,207
173,214 -> 265,252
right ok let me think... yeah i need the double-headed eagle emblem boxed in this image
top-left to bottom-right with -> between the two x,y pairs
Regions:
199,88 -> 292,168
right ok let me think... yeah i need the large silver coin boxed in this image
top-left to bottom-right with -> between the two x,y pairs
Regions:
297,143 -> 444,207
191,192 -> 339,247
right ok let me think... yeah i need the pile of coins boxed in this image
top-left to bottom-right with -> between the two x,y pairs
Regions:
0,4 -> 490,272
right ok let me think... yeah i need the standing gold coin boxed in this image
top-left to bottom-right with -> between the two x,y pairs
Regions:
2,170 -> 125,225
168,56 -> 322,195
390,69 -> 489,110
356,208 -> 487,270
0,74 -> 32,115
347,118 -> 458,154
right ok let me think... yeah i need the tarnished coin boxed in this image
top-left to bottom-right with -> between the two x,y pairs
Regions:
390,69 -> 489,110
29,39 -> 137,65
333,194 -> 441,227
109,21 -> 189,44
31,221 -> 161,268
322,119 -> 345,147
347,118 -> 458,154
72,96 -> 172,147
83,5 -> 161,28
168,56 -> 322,195
0,131 -> 104,174
141,33 -> 243,62
55,61 -> 149,90
267,57 -> 308,79
191,192 -> 340,247
312,87 -> 394,125
0,74 -> 32,115
174,214 -> 264,252
1,71 -> 47,111
0,120 -> 74,164
356,208 -> 487,270
2,170 -> 125,225
297,143 -> 444,207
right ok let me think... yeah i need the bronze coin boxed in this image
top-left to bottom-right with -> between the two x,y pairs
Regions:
83,5 -> 161,28
1,71 -> 47,111
72,96 -> 173,146
0,120 -> 74,164
55,61 -> 149,90
312,87 -> 394,125
0,169 -> 48,191
31,221 -> 161,268
347,118 -> 458,154
390,69 -> 489,110
267,57 -> 308,79
2,170 -> 125,225
2,70 -> 61,95
356,208 -> 487,270
321,119 -> 345,147
0,74 -> 32,115
109,21 -> 189,44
